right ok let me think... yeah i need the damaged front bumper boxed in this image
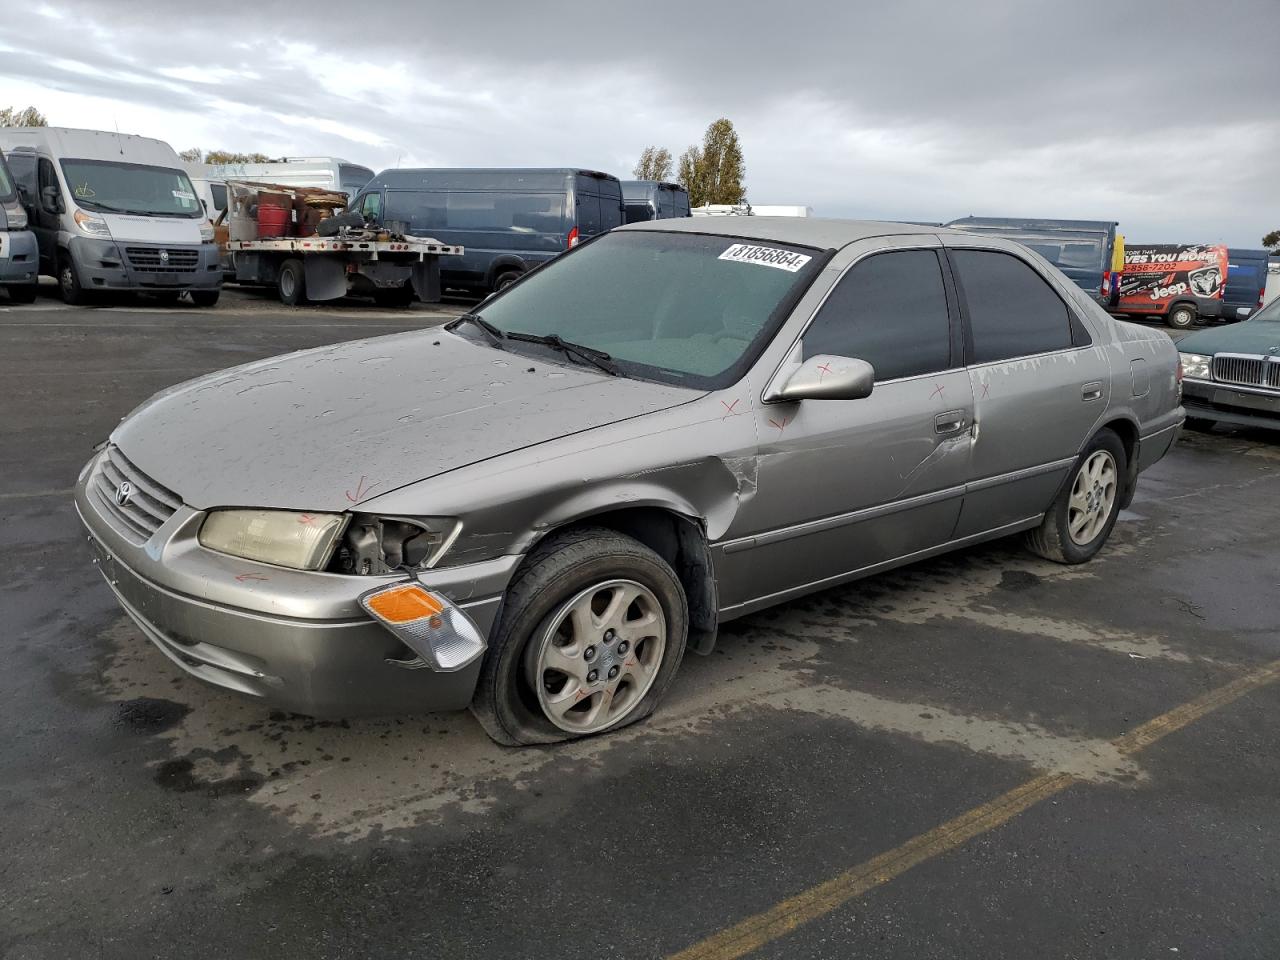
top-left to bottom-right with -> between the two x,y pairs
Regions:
74,454 -> 518,717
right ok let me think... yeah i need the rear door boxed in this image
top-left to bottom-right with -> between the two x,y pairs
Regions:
574,175 -> 602,240
944,241 -> 1110,537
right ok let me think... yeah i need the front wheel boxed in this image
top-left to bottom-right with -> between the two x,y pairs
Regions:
492,269 -> 522,293
471,527 -> 688,745
189,289 -> 220,307
1167,304 -> 1197,329
1025,430 -> 1126,564
58,255 -> 90,305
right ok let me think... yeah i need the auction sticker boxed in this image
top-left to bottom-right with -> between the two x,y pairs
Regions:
718,243 -> 811,272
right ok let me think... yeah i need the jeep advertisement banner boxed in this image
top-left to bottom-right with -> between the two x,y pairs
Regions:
1117,244 -> 1227,314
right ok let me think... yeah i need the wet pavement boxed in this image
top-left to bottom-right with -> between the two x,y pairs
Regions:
3,300 -> 1278,959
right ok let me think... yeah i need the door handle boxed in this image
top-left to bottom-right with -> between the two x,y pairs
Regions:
1081,381 -> 1103,402
934,410 -> 966,434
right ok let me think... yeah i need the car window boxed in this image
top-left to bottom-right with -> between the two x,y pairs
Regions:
360,192 -> 382,220
951,249 -> 1074,363
386,190 -> 564,232
802,250 -> 952,381
473,230 -> 825,389
38,157 -> 59,212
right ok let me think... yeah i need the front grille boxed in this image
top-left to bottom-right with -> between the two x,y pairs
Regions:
88,446 -> 182,544
1213,354 -> 1280,389
124,246 -> 199,273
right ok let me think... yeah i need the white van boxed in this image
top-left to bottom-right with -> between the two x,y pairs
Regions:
192,157 -> 374,201
0,127 -> 221,305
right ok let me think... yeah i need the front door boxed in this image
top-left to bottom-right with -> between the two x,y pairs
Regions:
722,237 -> 974,608
944,243 -> 1112,536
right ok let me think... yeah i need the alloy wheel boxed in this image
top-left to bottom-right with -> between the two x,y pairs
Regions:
1067,450 -> 1118,545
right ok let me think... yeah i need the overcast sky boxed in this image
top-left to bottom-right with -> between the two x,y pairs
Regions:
2,0 -> 1276,246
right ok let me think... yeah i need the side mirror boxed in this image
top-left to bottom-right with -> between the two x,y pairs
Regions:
41,185 -> 61,212
765,354 -> 875,402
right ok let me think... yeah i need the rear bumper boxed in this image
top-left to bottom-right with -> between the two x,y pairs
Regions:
69,237 -> 222,291
75,451 -> 517,717
0,229 -> 38,284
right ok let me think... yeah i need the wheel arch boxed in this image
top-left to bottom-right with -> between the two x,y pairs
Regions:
1095,417 -> 1140,509
485,255 -> 528,290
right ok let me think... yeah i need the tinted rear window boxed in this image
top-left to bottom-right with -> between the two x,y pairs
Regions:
952,250 -> 1074,363
385,190 -> 566,232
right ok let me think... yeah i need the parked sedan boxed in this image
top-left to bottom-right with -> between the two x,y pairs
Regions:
1176,295 -> 1280,431
75,218 -> 1184,744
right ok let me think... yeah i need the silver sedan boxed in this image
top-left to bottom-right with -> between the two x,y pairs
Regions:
75,218 -> 1184,744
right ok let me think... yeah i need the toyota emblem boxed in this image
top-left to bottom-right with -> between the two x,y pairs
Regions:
159,250 -> 170,263
114,480 -> 133,507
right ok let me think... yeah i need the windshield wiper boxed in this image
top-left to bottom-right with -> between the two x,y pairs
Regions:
447,313 -> 506,349
505,331 -> 620,376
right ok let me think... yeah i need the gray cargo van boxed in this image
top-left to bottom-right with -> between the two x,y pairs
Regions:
0,148 -> 39,302
621,180 -> 692,223
352,168 -> 624,294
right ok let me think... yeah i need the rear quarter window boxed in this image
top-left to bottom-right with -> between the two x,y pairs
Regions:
951,249 -> 1075,363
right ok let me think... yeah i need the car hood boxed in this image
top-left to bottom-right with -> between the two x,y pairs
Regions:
1176,320 -> 1280,358
112,330 -> 700,511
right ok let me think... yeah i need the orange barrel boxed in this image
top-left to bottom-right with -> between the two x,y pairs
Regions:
257,203 -> 290,238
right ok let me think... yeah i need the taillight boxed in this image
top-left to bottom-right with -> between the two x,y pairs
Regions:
567,226 -> 580,248
1261,288 -> 1267,308
1102,270 -> 1111,296
1176,358 -> 1184,382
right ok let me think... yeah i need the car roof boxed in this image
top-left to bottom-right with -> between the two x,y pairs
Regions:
618,216 -> 961,249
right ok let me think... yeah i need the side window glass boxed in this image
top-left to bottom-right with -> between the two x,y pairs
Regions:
360,192 -> 382,221
951,250 -> 1074,363
802,249 -> 952,381
38,158 -> 59,212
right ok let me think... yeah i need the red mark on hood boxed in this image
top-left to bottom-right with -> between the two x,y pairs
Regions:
234,573 -> 270,583
345,475 -> 382,504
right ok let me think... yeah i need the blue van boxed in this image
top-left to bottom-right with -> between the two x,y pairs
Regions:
621,180 -> 692,223
1222,248 -> 1270,321
352,168 -> 624,294
945,217 -> 1120,305
0,148 -> 39,302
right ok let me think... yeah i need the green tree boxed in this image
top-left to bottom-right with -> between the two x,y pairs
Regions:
178,147 -> 202,163
0,105 -> 48,127
678,118 -> 746,207
633,145 -> 673,181
203,150 -> 273,164
1263,229 -> 1280,254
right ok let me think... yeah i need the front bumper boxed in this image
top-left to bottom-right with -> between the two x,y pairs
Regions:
75,452 -> 518,717
0,229 -> 38,284
1183,377 -> 1280,431
69,236 -> 222,292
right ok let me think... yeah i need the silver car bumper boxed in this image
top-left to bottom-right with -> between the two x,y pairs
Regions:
74,451 -> 518,717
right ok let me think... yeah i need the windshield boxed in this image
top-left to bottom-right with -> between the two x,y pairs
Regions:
1016,236 -> 1104,271
471,230 -> 825,388
60,159 -> 202,218
1248,296 -> 1280,324
0,155 -> 14,201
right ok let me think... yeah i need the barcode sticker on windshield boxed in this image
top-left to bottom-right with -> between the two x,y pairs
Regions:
718,243 -> 811,272
172,190 -> 195,201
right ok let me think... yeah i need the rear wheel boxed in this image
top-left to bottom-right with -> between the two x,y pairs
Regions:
1025,429 -> 1126,564
1167,303 -> 1197,329
189,289 -> 220,307
277,259 -> 306,306
58,255 -> 90,305
6,283 -> 38,304
471,527 -> 688,745
373,283 -> 415,307
493,269 -> 522,293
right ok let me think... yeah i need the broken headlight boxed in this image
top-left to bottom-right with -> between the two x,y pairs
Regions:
199,509 -> 348,570
329,515 -> 461,575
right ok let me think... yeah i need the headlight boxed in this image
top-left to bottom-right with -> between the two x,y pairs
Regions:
199,509 -> 347,570
4,202 -> 27,229
199,221 -> 215,243
73,208 -> 111,238
1179,352 -> 1212,379
331,515 -> 461,575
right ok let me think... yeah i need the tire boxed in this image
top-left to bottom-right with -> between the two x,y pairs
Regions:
373,283 -> 415,307
6,283 -> 38,304
189,289 -> 220,307
471,526 -> 689,746
277,259 -> 306,306
1167,304 -> 1197,329
58,254 -> 90,305
1025,429 -> 1127,564
493,269 -> 522,293
148,290 -> 182,304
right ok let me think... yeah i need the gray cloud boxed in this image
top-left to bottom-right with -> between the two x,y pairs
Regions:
2,0 -> 1276,244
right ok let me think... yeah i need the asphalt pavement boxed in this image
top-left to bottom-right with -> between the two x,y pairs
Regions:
2,293 -> 1278,959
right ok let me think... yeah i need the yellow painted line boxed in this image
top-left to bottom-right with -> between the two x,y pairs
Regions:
668,658 -> 1280,960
